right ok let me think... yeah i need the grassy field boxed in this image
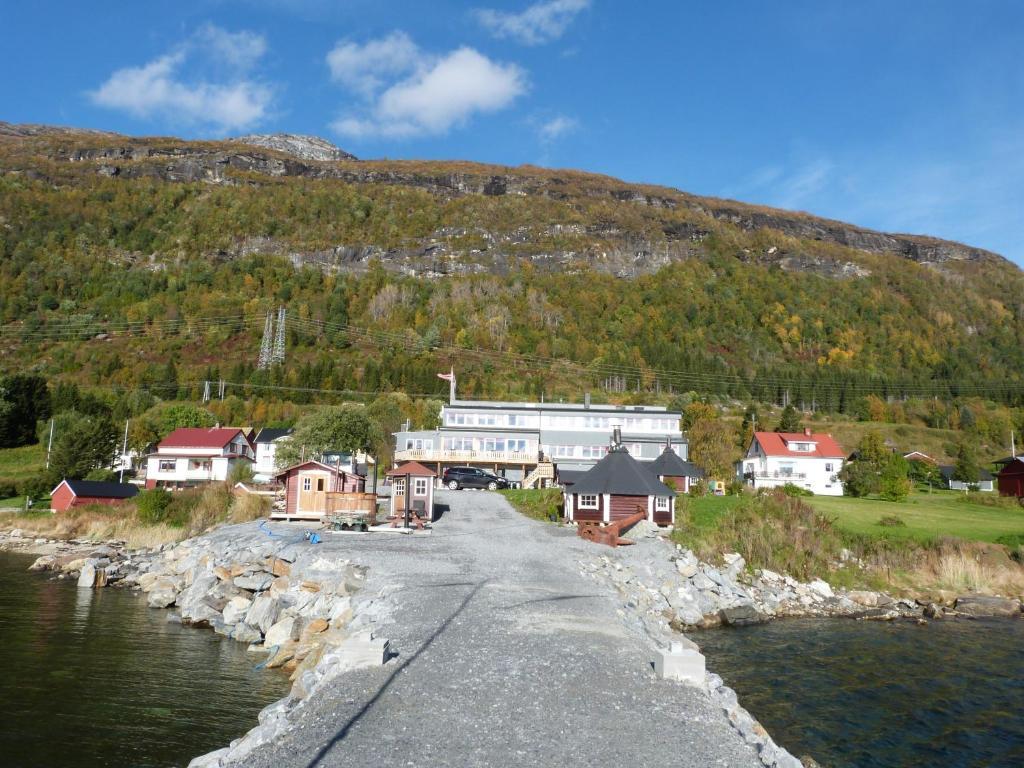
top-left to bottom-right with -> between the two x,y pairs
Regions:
499,488 -> 562,522
807,491 -> 1024,544
0,443 -> 46,485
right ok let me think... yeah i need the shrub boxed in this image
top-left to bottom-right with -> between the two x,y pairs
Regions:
781,482 -> 813,497
689,480 -> 709,498
878,515 -> 906,528
725,480 -> 746,496
136,488 -> 174,524
0,481 -> 18,499
84,468 -> 119,483
228,462 -> 254,485
19,477 -> 53,499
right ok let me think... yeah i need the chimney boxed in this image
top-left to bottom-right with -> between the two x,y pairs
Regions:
804,428 -> 812,437
612,425 -> 621,447
584,392 -> 591,409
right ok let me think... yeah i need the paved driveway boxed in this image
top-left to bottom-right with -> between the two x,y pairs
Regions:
234,490 -> 761,768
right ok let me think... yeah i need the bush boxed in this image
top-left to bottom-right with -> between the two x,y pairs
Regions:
878,515 -> 906,528
136,488 -> 174,524
725,480 -> 746,496
0,481 -> 18,499
85,468 -> 119,483
228,462 -> 255,485
781,482 -> 813,497
689,480 -> 709,498
19,477 -> 53,499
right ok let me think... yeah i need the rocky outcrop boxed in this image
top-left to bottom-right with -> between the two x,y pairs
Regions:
233,133 -> 356,162
0,124 -> 1011,276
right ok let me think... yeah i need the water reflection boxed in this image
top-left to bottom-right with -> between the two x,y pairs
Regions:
696,618 -> 1024,768
0,552 -> 289,768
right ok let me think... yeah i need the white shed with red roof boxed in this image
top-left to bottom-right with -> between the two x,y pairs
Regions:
145,427 -> 255,489
737,429 -> 845,496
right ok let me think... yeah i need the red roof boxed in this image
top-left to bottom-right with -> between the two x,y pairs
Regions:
386,461 -> 437,478
159,427 -> 249,450
753,431 -> 844,459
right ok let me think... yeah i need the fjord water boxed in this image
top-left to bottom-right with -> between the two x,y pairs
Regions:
697,618 -> 1024,768
0,551 -> 288,768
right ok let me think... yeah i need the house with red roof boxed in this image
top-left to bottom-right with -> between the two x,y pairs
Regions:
144,427 -> 255,489
737,429 -> 846,496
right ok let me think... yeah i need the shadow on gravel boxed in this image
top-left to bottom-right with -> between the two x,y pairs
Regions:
431,503 -> 450,521
303,579 -> 487,768
499,593 -> 606,610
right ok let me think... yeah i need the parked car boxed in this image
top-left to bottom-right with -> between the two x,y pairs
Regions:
442,466 -> 511,491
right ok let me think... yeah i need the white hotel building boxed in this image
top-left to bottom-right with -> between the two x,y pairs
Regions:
394,397 -> 686,488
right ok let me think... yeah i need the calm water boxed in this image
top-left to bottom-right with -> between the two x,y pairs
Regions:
697,618 -> 1024,768
0,551 -> 289,768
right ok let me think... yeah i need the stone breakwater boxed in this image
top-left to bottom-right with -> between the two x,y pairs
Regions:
9,526 -> 393,768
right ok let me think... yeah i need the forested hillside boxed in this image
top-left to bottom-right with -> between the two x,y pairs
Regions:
1,123 -> 1023,412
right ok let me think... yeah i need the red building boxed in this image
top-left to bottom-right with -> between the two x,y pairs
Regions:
50,479 -> 139,512
563,445 -> 676,528
274,460 -> 366,521
997,458 -> 1024,498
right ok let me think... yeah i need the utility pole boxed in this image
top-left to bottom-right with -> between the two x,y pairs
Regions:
45,418 -> 55,470
258,311 -> 274,369
219,379 -> 226,400
119,419 -> 129,483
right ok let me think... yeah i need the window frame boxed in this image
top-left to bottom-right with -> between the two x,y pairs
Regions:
578,494 -> 599,509
413,478 -> 428,496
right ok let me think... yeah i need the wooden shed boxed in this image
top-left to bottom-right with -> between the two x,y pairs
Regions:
50,479 -> 139,512
387,461 -> 437,523
997,458 -> 1024,498
274,460 -> 366,521
646,446 -> 706,494
564,446 -> 676,528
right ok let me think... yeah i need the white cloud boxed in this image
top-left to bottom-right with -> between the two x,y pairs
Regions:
326,31 -> 421,96
89,25 -> 273,133
329,38 -> 527,139
475,0 -> 590,45
538,115 -> 577,142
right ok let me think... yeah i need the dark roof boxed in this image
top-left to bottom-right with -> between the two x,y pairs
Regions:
569,447 -> 675,497
556,469 -> 588,488
939,465 -> 994,481
254,428 -> 292,444
386,461 -> 437,478
647,448 -> 706,479
60,480 -> 139,499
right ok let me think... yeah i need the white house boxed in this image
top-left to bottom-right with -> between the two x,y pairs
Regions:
738,430 -> 845,496
145,427 -> 255,489
253,428 -> 292,483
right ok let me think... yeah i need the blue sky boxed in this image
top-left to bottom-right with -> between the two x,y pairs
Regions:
5,1 -> 1023,264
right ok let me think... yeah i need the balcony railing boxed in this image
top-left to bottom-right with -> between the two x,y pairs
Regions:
751,472 -> 808,481
394,449 -> 538,465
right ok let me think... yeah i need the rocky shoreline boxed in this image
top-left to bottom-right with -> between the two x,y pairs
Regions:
2,526 -> 393,768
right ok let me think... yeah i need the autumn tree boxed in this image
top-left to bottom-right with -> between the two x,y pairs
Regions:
687,410 -> 738,480
275,404 -> 384,468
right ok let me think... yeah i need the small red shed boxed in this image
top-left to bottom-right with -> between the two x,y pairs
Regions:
50,479 -> 139,512
274,460 -> 366,521
997,458 -> 1024,498
387,461 -> 437,523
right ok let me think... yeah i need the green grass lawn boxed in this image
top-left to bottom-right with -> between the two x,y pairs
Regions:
807,491 -> 1024,544
0,443 -> 46,484
499,488 -> 563,522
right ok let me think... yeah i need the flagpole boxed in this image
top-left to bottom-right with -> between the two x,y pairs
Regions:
450,366 -> 456,404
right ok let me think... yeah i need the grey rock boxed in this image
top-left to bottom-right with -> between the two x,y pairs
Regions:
719,603 -> 767,627
245,594 -> 281,633
235,573 -> 274,592
953,595 -> 1021,618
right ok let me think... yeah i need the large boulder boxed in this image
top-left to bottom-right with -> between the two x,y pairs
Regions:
245,594 -> 281,633
954,595 -> 1021,618
235,573 -> 274,592
77,563 -> 97,588
719,602 -> 767,627
264,617 -> 300,648
223,596 -> 253,625
148,586 -> 178,609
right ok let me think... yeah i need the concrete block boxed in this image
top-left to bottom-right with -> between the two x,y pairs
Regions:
654,641 -> 705,684
339,631 -> 390,668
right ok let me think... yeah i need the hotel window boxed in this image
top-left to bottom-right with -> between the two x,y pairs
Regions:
507,414 -> 525,426
554,445 -> 574,458
508,439 -> 527,453
414,478 -> 428,496
655,497 -> 670,511
159,460 -> 177,472
579,494 -> 599,509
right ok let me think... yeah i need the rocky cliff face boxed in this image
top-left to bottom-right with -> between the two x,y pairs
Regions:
234,133 -> 356,162
0,122 -> 1012,276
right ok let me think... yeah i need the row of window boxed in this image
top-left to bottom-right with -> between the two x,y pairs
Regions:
392,478 -> 429,495
158,459 -> 214,472
576,495 -> 670,510
446,413 -> 529,427
440,438 -> 531,453
442,413 -> 680,431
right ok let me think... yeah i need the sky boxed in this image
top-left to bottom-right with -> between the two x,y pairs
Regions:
5,1 -> 1023,264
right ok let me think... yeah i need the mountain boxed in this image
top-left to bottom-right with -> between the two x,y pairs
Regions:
0,122 -> 1021,407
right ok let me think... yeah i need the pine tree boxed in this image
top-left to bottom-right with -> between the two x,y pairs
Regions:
776,404 -> 802,433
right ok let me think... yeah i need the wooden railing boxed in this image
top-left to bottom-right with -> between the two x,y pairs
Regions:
394,449 -> 538,465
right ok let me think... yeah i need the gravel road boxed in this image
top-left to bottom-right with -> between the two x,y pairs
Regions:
231,490 -> 762,768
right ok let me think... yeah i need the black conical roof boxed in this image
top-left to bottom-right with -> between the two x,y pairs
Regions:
570,446 -> 675,496
648,447 -> 706,479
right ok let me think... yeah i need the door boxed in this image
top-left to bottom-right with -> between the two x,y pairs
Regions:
298,472 -> 329,515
